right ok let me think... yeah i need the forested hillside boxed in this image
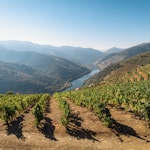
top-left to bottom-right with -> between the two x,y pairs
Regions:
0,48 -> 90,93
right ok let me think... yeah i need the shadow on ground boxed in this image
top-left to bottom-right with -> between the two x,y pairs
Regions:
39,117 -> 57,141
110,118 -> 150,142
6,114 -> 25,140
66,112 -> 99,142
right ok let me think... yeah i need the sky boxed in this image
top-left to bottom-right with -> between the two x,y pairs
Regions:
0,0 -> 150,51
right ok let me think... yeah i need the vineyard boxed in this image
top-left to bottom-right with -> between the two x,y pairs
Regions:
55,79 -> 150,127
106,64 -> 150,84
0,93 -> 50,126
53,78 -> 150,149
0,79 -> 150,149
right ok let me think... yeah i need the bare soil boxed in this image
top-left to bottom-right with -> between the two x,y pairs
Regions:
0,97 -> 150,150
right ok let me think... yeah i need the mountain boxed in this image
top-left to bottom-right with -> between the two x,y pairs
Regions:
0,48 -> 90,93
97,42 -> 150,70
0,40 -> 105,69
54,46 -> 105,69
105,47 -> 124,54
0,61 -> 54,93
83,51 -> 150,87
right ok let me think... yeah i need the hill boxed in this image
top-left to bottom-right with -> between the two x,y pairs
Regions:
103,52 -> 150,84
83,51 -> 150,86
105,47 -> 124,54
0,40 -> 105,69
97,42 -> 150,70
0,44 -> 150,149
54,46 -> 105,69
0,61 -> 54,93
0,48 -> 90,93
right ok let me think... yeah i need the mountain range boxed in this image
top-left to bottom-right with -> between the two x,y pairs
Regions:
0,40 -> 150,93
105,47 -> 124,54
0,46 -> 92,93
0,40 -> 105,69
97,42 -> 150,70
84,43 -> 150,86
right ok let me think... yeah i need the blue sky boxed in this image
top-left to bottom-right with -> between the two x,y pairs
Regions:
0,0 -> 150,50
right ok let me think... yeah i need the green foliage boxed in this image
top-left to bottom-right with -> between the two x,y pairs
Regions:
57,79 -> 150,126
58,90 -> 112,127
54,93 -> 70,126
32,104 -> 44,127
1,106 -> 15,123
6,91 -> 14,95
0,94 -> 42,123
32,94 -> 50,127
0,93 -> 50,127
95,103 -> 112,127
143,103 -> 150,126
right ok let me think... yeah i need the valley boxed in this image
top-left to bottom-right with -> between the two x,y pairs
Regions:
64,69 -> 99,91
0,44 -> 92,93
1,0 -> 150,149
0,41 -> 150,149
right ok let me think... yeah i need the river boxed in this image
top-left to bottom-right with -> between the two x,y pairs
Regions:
65,69 -> 99,91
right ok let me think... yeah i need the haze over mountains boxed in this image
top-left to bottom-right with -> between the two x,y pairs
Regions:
0,40 -> 150,93
0,41 -> 98,93
105,47 -> 124,54
97,42 -> 150,70
0,40 -> 105,69
0,54 -> 90,93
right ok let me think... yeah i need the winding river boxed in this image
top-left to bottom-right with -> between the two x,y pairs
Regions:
65,69 -> 99,91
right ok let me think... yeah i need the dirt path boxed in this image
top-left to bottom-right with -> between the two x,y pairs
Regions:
109,107 -> 149,135
0,97 -> 150,150
66,99 -> 111,140
109,107 -> 150,142
42,97 -> 66,138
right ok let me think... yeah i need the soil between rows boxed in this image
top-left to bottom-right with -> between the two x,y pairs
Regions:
0,97 -> 149,150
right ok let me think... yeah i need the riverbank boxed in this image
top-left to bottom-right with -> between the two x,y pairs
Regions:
64,69 -> 99,91
57,69 -> 91,92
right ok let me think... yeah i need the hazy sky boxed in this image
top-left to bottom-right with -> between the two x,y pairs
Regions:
0,0 -> 150,50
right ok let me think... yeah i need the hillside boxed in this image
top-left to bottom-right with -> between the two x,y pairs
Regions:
97,42 -> 150,70
55,46 -> 105,68
83,51 -> 150,87
0,61 -> 57,93
0,40 -> 105,69
0,45 -> 150,149
105,47 -> 124,54
103,52 -> 150,84
0,48 -> 90,93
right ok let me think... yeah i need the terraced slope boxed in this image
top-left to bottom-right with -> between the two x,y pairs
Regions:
84,51 -> 150,87
105,64 -> 150,84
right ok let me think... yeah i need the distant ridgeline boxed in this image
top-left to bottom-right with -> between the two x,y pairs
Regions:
0,40 -> 105,69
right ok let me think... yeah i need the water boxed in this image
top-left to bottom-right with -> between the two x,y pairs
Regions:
65,69 -> 99,91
